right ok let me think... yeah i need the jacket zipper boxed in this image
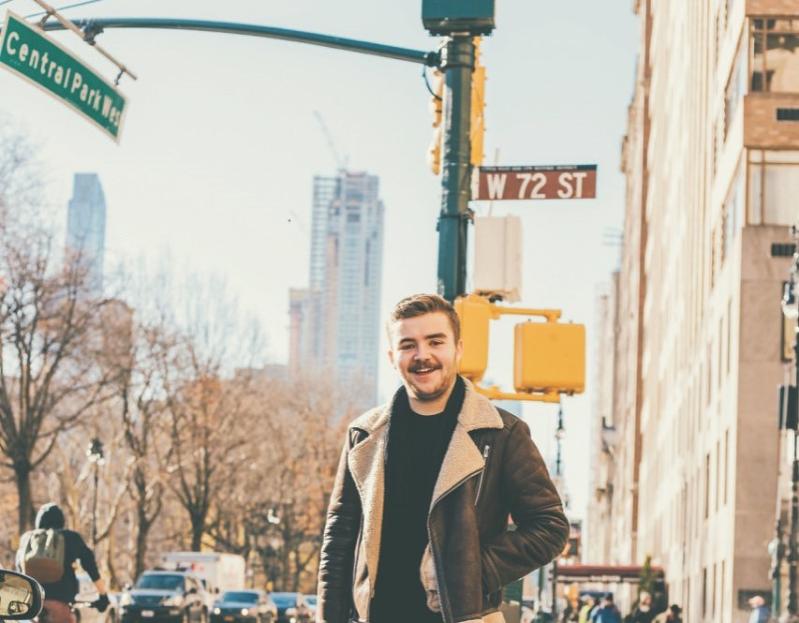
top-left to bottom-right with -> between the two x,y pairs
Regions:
474,444 -> 491,507
427,467 -> 484,623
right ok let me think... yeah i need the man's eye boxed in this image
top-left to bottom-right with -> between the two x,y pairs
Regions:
399,343 -> 414,350
430,340 -> 443,346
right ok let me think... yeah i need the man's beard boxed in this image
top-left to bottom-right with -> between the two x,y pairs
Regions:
407,364 -> 456,402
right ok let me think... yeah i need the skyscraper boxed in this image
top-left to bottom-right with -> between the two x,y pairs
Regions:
66,173 -> 106,293
289,171 -> 385,406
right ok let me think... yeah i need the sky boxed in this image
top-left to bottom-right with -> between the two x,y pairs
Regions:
0,1 -> 639,522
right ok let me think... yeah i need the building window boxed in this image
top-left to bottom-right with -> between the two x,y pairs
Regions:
748,150 -> 799,225
727,299 -> 733,376
715,439 -> 721,512
724,429 -> 729,505
705,453 -> 711,519
702,567 -> 708,618
722,160 -> 744,261
725,39 -> 747,139
751,18 -> 799,93
712,563 -> 717,617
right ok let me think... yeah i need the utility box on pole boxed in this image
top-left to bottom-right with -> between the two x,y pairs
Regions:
422,0 -> 496,35
473,216 -> 522,303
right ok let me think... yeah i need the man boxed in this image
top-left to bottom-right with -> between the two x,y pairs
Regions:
578,597 -> 596,623
627,591 -> 654,623
653,605 -> 681,623
317,294 -> 569,623
747,595 -> 769,623
591,595 -> 621,623
16,503 -> 109,623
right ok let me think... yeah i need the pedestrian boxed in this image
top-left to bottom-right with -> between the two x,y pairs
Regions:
317,293 -> 570,623
653,604 -> 682,623
592,594 -> 622,623
627,591 -> 655,623
578,597 -> 596,623
15,503 -> 110,623
747,595 -> 769,623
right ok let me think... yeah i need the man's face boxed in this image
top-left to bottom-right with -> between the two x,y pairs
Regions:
388,312 -> 462,403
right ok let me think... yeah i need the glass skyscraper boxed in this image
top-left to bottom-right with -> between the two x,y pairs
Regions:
66,173 -> 106,294
289,171 -> 384,407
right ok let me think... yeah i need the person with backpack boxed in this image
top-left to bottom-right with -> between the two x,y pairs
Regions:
16,503 -> 109,623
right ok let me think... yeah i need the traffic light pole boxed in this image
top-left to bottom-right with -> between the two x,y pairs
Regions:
437,35 -> 474,302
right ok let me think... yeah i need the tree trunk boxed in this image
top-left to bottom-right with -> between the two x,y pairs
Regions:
106,532 -> 120,590
15,459 -> 34,534
134,506 -> 151,580
190,514 -> 204,551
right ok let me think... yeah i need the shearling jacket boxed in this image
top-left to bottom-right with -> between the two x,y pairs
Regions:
317,379 -> 569,623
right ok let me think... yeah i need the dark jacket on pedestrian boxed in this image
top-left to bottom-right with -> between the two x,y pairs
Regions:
627,607 -> 655,623
16,503 -> 100,604
592,606 -> 622,623
317,379 -> 569,623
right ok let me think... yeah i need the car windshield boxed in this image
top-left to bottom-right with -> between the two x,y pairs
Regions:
221,592 -> 258,604
304,596 -> 317,606
135,574 -> 184,591
270,593 -> 297,607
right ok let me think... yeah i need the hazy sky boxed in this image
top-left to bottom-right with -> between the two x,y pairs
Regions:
0,0 -> 638,521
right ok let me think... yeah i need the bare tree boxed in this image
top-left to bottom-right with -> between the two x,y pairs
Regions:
0,134 -> 116,532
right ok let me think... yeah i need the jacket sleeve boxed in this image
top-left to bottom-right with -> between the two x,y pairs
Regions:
317,433 -> 362,623
72,531 -> 101,581
480,419 -> 569,594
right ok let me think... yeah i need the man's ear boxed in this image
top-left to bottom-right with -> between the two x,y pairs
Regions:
387,348 -> 396,368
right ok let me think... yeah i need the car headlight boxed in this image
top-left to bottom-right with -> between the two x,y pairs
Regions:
162,596 -> 183,607
119,594 -> 133,607
213,608 -> 221,615
240,609 -> 249,616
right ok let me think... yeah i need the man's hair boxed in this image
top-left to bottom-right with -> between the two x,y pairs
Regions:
387,293 -> 460,342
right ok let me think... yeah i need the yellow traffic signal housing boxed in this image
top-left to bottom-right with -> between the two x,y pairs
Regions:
470,37 -> 485,167
454,294 -> 499,383
427,69 -> 445,175
455,293 -> 585,403
514,322 -> 585,395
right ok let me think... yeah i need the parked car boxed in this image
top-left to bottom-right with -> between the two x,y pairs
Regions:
210,590 -> 276,623
119,570 -> 208,623
268,594 -> 310,623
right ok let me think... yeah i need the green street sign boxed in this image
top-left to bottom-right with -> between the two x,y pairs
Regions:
0,11 -> 126,141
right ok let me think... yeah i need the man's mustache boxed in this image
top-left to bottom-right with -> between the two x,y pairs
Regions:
409,361 -> 442,373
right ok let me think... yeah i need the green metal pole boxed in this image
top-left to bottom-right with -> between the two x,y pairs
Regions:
437,35 -> 474,302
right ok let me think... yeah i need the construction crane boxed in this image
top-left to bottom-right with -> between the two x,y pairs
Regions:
313,110 -> 349,172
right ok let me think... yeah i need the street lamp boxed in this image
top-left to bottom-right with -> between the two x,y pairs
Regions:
86,437 -> 105,547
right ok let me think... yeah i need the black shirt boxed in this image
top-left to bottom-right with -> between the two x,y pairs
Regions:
370,377 -> 465,623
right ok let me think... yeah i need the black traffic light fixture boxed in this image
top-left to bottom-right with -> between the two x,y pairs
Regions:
422,0 -> 495,36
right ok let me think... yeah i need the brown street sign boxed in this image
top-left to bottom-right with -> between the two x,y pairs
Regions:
474,164 -> 597,201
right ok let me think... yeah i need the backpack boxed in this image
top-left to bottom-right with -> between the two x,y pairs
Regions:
18,528 -> 66,583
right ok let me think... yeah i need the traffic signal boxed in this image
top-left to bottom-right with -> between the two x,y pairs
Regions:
455,294 -> 586,402
471,37 -> 485,167
454,293 -> 497,383
514,321 -> 585,395
427,69 -> 445,175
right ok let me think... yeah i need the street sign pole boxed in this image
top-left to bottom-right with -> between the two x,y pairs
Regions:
437,34 -> 474,302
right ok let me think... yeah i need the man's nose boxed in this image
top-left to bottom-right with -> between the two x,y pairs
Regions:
414,343 -> 432,361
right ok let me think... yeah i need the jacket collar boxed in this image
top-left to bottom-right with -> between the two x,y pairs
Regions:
349,377 -> 504,436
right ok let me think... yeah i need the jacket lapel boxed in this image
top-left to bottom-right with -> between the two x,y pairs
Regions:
430,380 -> 504,510
347,401 -> 391,595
